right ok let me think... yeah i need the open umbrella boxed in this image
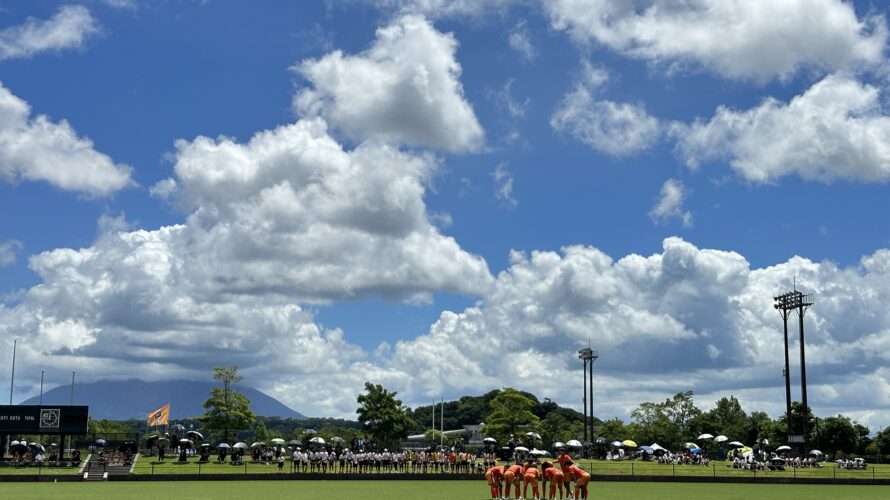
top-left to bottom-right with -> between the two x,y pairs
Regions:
728,441 -> 744,448
552,441 -> 566,450
250,442 -> 266,448
683,442 -> 698,449
303,429 -> 317,435
270,438 -> 286,445
622,440 -> 637,448
566,439 -> 583,448
697,433 -> 714,440
217,443 -> 231,449
714,435 -> 728,443
513,446 -> 529,453
95,439 -> 107,446
179,438 -> 193,447
761,439 -> 770,445
595,437 -> 608,444
288,440 -> 302,446
198,443 -> 212,449
809,450 -> 823,456
330,437 -> 345,444
10,440 -> 19,446
309,437 -> 325,445
690,447 -> 702,454
525,432 -> 542,440
187,431 -> 204,441
639,446 -> 654,455
233,442 -> 248,450
483,437 -> 497,444
650,443 -> 667,452
170,424 -> 185,432
775,445 -> 791,452
30,443 -> 46,453
611,440 -> 624,448
529,449 -> 547,456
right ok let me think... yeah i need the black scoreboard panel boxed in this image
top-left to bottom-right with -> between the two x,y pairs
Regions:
0,405 -> 89,434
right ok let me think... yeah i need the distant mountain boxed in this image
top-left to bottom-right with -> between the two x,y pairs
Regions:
20,379 -> 306,420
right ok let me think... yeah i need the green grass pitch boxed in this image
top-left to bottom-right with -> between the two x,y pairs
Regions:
2,480 -> 889,500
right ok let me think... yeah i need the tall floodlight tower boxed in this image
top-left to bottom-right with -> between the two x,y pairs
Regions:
773,290 -> 813,452
578,348 -> 598,448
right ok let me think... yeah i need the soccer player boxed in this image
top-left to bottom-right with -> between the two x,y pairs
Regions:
541,461 -> 565,500
485,464 -> 505,499
522,460 -> 542,500
556,448 -> 574,499
565,461 -> 590,500
503,462 -> 524,499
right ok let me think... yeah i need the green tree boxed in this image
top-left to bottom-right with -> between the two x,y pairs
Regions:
356,382 -> 415,447
424,429 -> 444,445
483,388 -> 540,442
815,415 -> 857,457
706,396 -> 748,439
853,423 -> 871,455
254,419 -> 270,443
198,366 -> 256,444
596,417 -> 627,443
874,427 -> 890,456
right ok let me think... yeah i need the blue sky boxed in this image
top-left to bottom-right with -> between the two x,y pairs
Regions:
2,0 -> 890,433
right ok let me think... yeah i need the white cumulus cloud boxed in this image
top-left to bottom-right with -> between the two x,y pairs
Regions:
546,0 -> 887,81
673,74 -> 890,183
294,15 -> 484,153
551,64 -> 660,156
0,5 -> 100,61
649,179 -> 692,227
0,82 -> 133,196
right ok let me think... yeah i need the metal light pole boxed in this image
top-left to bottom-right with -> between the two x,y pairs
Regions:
578,347 -> 598,451
39,369 -> 45,405
774,289 -> 813,453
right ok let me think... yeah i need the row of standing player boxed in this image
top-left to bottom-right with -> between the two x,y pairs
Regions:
485,450 -> 591,500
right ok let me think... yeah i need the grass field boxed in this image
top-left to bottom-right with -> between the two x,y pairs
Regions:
129,455 -> 890,481
1,480 -> 889,499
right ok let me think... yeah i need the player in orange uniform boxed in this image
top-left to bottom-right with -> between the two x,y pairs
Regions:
485,465 -> 505,499
556,449 -> 574,499
541,461 -> 566,500
503,463 -> 524,499
565,462 -> 590,500
522,460 -> 542,500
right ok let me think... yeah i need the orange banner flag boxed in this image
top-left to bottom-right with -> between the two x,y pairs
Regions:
147,403 -> 170,426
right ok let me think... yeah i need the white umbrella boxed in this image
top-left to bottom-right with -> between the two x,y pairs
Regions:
553,441 -> 566,450
483,437 -> 497,444
566,439 -> 583,448
761,439 -> 770,445
233,442 -> 248,449
270,438 -> 286,445
217,443 -> 231,449
683,442 -> 698,449
250,442 -> 265,448
529,449 -> 548,457
611,440 -> 624,448
513,446 -> 529,453
728,441 -> 744,447
10,440 -> 20,446
309,437 -> 325,445
330,437 -> 345,444
697,433 -> 714,440
525,432 -> 542,440
809,450 -> 823,456
775,445 -> 791,452
714,435 -> 728,443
